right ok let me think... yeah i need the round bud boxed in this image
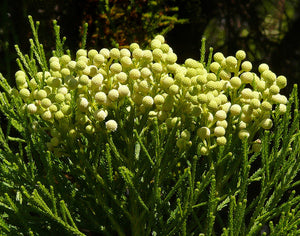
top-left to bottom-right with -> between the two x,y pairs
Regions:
116,72 -> 128,83
160,43 -> 170,53
230,76 -> 241,88
95,92 -> 107,104
216,136 -> 227,146
252,139 -> 262,153
213,52 -> 225,63
108,89 -> 119,101
278,104 -> 286,114
199,146 -> 209,156
152,48 -> 163,61
41,98 -> 52,108
19,88 -> 31,99
88,49 -> 98,59
238,129 -> 250,140
93,54 -> 105,66
110,48 -> 120,59
260,118 -> 273,129
79,75 -> 90,85
250,98 -> 261,108
152,63 -> 163,74
120,48 -> 131,57
151,39 -> 162,49
197,127 -> 210,139
261,101 -> 272,111
79,97 -> 89,111
219,70 -> 231,81
85,125 -> 95,134
210,62 -> 221,73
230,104 -> 242,116
276,75 -> 287,89
139,80 -> 149,93
141,67 -> 151,78
215,110 -> 227,121
132,48 -> 143,59
61,105 -> 71,115
41,110 -> 52,120
235,50 -> 246,60
67,61 -> 76,71
214,126 -> 226,137
91,74 -> 103,87
168,84 -> 179,95
129,69 -> 141,80
55,93 -> 65,103
241,88 -> 253,99
240,72 -> 253,84
155,35 -> 165,43
166,52 -> 177,64
269,85 -> 280,95
106,120 -> 118,132
160,76 -> 174,89
216,120 -> 228,128
75,60 -> 87,71
142,50 -> 153,62
207,73 -> 217,81
27,104 -> 37,114
16,75 -> 27,86
36,90 -> 47,100
142,96 -> 154,108
226,56 -> 237,69
261,70 -> 276,83
241,61 -> 252,72
129,43 -> 139,51
61,68 -> 70,77
154,94 -> 165,105
76,49 -> 87,58
95,109 -> 108,121
118,85 -> 130,97
110,63 -> 122,74
258,63 -> 269,73
50,61 -> 61,71
55,110 -> 64,120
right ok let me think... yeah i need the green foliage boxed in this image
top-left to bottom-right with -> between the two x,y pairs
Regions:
0,16 -> 299,235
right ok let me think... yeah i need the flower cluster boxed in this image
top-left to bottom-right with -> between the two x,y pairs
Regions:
14,35 -> 288,154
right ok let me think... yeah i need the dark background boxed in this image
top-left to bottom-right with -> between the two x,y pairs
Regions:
0,0 -> 299,96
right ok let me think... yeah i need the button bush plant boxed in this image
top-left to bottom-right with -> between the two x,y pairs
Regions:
0,16 -> 299,235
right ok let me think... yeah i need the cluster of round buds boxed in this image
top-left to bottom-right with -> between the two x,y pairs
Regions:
15,35 -> 288,155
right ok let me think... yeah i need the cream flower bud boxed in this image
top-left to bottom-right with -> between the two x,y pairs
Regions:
27,103 -> 37,114
94,109 -> 108,121
261,101 -> 272,111
160,43 -> 170,53
36,89 -> 47,100
15,70 -> 26,78
75,60 -> 87,71
219,70 -> 231,81
160,76 -> 174,89
210,62 -> 221,73
197,127 -> 210,139
118,85 -> 130,97
235,50 -> 246,60
241,61 -> 252,72
142,96 -> 154,107
142,50 -> 153,62
110,48 -> 120,59
141,68 -> 151,78
110,63 -> 122,74
116,72 -> 128,83
91,74 -> 103,87
139,80 -> 149,93
41,110 -> 52,120
67,60 -> 76,71
88,49 -> 98,59
93,54 -> 105,66
269,85 -> 280,95
214,126 -> 226,137
16,75 -> 27,85
213,52 -> 225,63
19,88 -> 31,99
79,75 -> 90,85
61,105 -> 71,115
250,99 -> 261,109
100,48 -> 110,58
132,48 -> 143,59
55,93 -> 65,103
241,88 -> 253,99
215,110 -> 227,121
108,89 -> 119,101
166,52 -> 177,64
278,104 -> 286,114
168,84 -> 179,95
154,94 -> 165,105
106,120 -> 118,132
155,35 -> 165,43
55,110 -> 64,120
49,104 -> 58,113
61,68 -> 70,77
258,63 -> 269,73
79,97 -> 89,110
271,94 -> 287,104
86,125 -> 95,134
261,70 -> 276,83
129,69 -> 141,80
260,118 -> 273,129
153,48 -> 164,61
41,98 -> 52,108
216,136 -> 227,146
252,139 -> 262,153
76,49 -> 87,58
216,120 -> 228,128
230,104 -> 242,116
120,48 -> 131,57
120,56 -> 132,67
238,129 -> 250,139
129,43 -> 139,51
226,56 -> 237,69
276,75 -> 287,89
152,63 -> 163,74
151,39 -> 162,49
240,72 -> 253,84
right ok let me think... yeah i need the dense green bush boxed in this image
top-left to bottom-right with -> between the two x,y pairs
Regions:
0,17 -> 299,235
